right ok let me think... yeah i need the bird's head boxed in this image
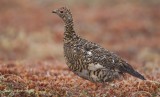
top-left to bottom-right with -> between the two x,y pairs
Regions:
52,7 -> 73,23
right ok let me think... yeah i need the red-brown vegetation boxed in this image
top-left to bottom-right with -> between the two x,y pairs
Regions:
0,0 -> 159,96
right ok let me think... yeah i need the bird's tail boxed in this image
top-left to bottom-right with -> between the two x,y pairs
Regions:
119,62 -> 146,80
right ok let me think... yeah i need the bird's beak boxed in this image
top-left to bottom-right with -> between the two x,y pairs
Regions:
52,10 -> 57,13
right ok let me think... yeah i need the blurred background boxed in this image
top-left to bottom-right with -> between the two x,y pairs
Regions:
0,0 -> 159,66
0,1 -> 159,96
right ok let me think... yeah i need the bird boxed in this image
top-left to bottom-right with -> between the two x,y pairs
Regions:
52,7 -> 146,83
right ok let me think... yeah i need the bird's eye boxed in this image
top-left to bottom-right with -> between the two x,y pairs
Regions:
60,11 -> 63,13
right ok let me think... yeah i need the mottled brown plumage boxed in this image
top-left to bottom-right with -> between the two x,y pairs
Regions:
52,7 -> 145,83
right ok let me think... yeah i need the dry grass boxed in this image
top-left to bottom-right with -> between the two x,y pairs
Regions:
0,61 -> 159,97
0,0 -> 160,96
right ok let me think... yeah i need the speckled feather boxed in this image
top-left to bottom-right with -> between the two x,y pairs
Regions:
52,7 -> 145,83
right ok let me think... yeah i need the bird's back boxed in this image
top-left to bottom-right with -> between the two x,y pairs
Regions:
64,37 -> 145,82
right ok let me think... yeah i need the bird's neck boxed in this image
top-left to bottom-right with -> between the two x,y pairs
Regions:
64,20 -> 78,43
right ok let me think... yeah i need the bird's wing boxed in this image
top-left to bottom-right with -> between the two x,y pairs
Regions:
82,40 -> 119,69
82,40 -> 145,80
